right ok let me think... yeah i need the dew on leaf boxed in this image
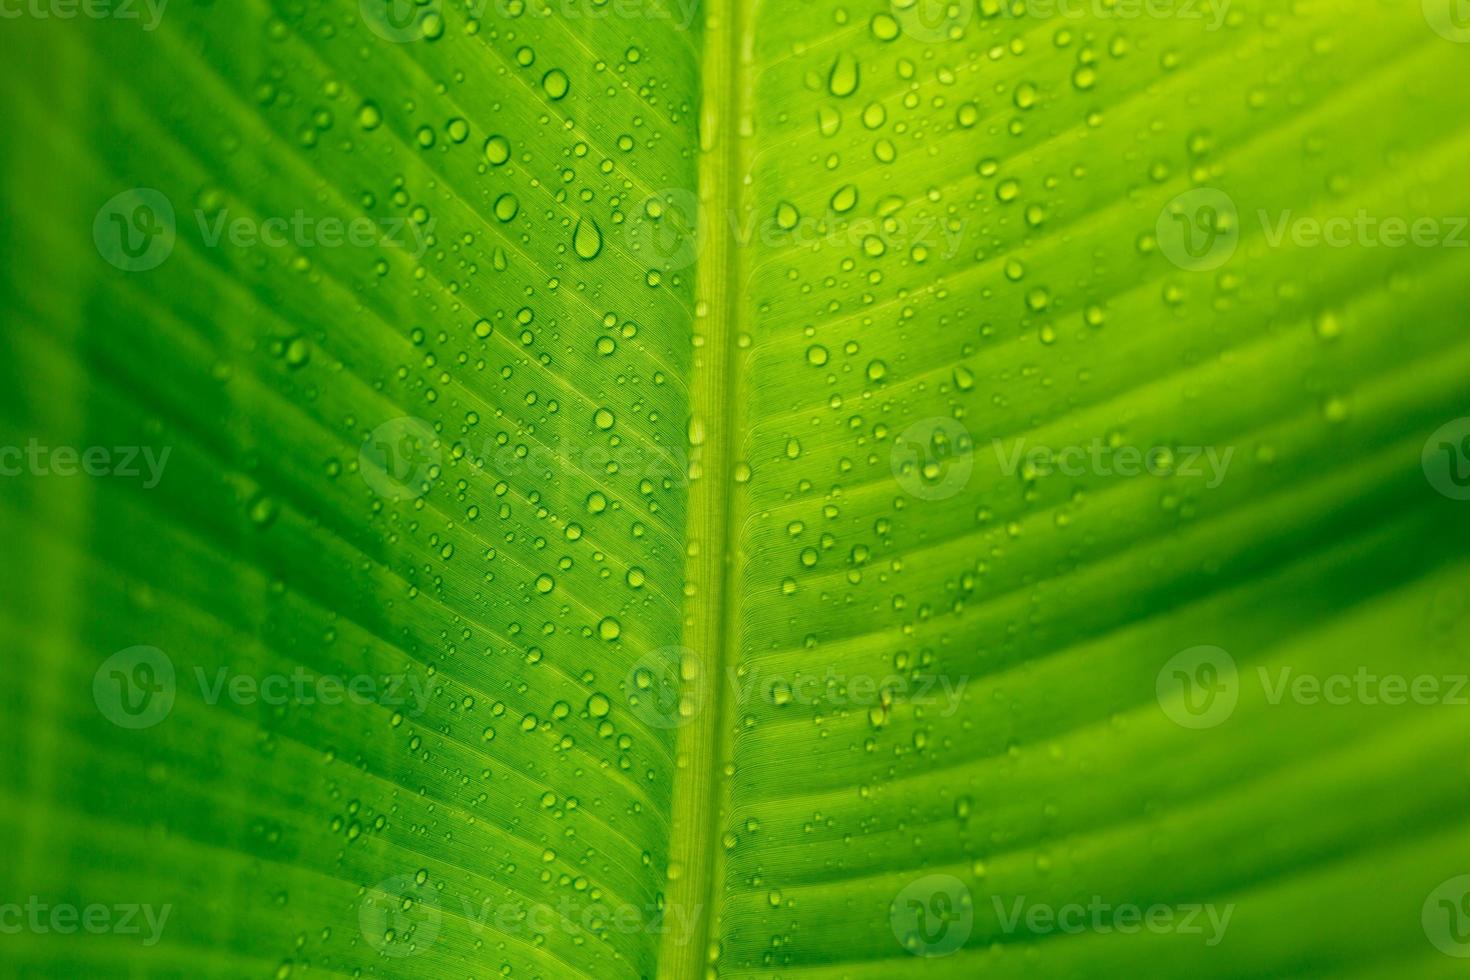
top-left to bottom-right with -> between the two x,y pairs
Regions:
573,217 -> 604,259
828,53 -> 860,97
542,69 -> 570,100
484,135 -> 511,165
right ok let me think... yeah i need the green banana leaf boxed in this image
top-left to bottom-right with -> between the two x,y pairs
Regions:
3,0 -> 1470,976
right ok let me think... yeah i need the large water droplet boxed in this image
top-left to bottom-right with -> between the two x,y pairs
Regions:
573,217 -> 604,260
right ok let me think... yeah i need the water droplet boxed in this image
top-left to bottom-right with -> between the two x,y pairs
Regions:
870,13 -> 900,40
357,102 -> 382,130
542,69 -> 570,100
484,135 -> 511,165
573,217 -> 604,259
828,53 -> 859,97
817,106 -> 842,137
1314,311 -> 1341,340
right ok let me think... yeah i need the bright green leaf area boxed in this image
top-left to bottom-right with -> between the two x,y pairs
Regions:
3,0 -> 1470,977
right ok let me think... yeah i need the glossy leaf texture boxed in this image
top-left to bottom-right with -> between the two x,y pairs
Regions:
1,0 -> 1469,978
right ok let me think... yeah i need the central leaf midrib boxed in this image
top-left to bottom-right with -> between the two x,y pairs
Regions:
658,0 -> 754,976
